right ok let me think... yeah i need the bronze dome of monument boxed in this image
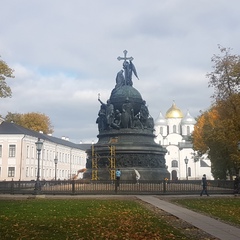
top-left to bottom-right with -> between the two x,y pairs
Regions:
110,85 -> 143,116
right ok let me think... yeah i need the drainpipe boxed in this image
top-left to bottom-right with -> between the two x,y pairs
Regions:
41,140 -> 45,180
19,135 -> 26,181
70,148 -> 73,179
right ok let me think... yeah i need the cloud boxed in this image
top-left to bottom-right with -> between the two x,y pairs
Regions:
1,0 -> 240,142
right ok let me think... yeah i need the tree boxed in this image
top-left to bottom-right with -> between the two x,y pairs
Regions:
207,45 -> 240,101
5,112 -> 54,134
193,95 -> 240,179
4,112 -> 22,124
193,46 -> 240,179
0,56 -> 14,98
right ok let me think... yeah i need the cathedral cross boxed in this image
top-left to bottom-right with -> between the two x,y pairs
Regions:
117,50 -> 134,62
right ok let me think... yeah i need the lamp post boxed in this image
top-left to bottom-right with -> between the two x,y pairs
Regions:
35,138 -> 43,194
54,156 -> 58,181
184,156 -> 189,180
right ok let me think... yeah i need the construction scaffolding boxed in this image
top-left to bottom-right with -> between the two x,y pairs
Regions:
91,145 -> 98,180
108,145 -> 116,180
91,138 -> 117,180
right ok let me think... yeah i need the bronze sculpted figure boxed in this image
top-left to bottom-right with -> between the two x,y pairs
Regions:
96,51 -> 154,131
117,50 -> 139,86
121,97 -> 134,128
115,70 -> 124,89
139,100 -> 149,128
98,98 -> 114,130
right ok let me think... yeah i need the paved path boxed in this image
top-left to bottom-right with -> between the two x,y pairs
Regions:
137,195 -> 240,240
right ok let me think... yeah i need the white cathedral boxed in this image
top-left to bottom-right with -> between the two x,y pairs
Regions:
154,102 -> 213,180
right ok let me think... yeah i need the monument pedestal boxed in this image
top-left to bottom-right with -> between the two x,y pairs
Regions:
85,128 -> 169,180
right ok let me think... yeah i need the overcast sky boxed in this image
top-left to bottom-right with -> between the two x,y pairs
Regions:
1,0 -> 240,143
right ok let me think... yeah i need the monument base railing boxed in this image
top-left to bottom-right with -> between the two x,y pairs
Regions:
0,179 -> 235,195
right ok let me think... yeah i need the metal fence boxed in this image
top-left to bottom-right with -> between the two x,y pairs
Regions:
0,179 -> 235,195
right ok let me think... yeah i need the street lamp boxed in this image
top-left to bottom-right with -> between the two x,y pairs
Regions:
184,156 -> 189,180
54,156 -> 58,181
35,138 -> 43,194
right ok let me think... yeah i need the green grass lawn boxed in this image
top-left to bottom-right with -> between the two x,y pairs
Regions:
171,197 -> 240,226
0,199 -> 190,240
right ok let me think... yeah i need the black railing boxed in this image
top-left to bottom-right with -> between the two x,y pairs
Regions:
0,179 -> 235,195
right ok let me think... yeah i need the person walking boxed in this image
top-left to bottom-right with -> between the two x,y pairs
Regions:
234,176 -> 239,195
116,169 -> 121,187
200,174 -> 209,196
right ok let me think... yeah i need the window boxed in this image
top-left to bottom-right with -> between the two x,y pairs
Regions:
32,146 -> 34,158
171,160 -> 178,168
160,127 -> 163,135
173,125 -> 177,133
26,167 -> 29,177
9,145 -> 16,157
0,145 -> 2,157
42,149 -> 45,160
187,126 -> 190,135
188,167 -> 191,177
26,146 -> 29,158
8,167 -> 15,177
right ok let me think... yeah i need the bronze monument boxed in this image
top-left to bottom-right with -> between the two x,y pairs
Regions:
85,50 -> 169,180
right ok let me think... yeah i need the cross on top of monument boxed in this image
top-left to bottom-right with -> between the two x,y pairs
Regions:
117,50 -> 134,62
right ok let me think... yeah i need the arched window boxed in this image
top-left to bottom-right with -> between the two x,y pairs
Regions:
171,170 -> 178,180
160,127 -> 163,135
173,125 -> 177,133
171,160 -> 178,168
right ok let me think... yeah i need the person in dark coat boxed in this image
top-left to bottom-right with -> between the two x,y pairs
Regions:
234,176 -> 239,194
200,174 -> 209,196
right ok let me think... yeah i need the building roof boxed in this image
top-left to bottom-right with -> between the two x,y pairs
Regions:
200,159 -> 211,167
0,121 -> 87,151
155,111 -> 167,126
178,141 -> 193,149
77,143 -> 93,151
181,110 -> 196,125
165,102 -> 184,119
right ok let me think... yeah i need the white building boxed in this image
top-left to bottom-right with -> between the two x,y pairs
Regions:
0,118 -> 89,181
154,102 -> 213,180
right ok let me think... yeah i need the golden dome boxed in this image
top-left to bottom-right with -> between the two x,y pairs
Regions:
165,102 -> 183,118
